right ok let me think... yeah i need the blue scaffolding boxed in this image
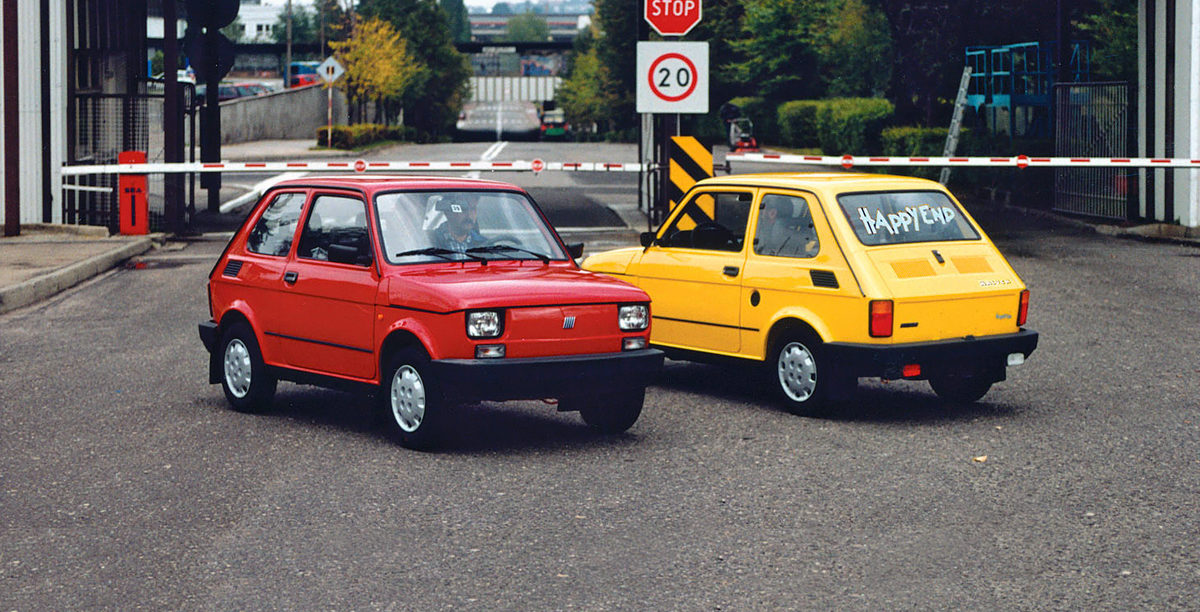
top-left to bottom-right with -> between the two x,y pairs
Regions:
965,41 -> 1090,139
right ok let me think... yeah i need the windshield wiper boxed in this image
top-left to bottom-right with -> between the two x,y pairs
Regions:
466,244 -> 550,263
394,247 -> 486,262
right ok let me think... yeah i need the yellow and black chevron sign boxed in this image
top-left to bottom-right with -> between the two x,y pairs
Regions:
668,136 -> 712,210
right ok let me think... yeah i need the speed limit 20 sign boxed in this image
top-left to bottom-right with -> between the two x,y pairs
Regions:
636,42 -> 709,114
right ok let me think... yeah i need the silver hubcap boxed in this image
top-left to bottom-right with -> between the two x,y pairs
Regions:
778,341 -> 817,402
223,338 -> 253,399
390,365 -> 426,433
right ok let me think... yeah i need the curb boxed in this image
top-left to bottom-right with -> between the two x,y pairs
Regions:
0,238 -> 154,315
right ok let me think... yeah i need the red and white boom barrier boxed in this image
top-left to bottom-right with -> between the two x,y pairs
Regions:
60,159 -> 646,176
727,152 -> 1200,169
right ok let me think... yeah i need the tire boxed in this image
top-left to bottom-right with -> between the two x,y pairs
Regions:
579,388 -> 645,434
218,321 -> 277,413
768,332 -> 839,417
930,373 -> 993,404
379,346 -> 443,450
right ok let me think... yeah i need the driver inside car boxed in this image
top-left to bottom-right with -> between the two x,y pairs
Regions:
433,195 -> 487,253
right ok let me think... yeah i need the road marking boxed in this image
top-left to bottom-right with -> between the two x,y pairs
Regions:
219,171 -> 308,213
467,141 -> 508,179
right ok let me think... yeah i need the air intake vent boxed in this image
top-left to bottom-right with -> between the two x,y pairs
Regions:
810,269 -> 839,289
222,259 -> 244,278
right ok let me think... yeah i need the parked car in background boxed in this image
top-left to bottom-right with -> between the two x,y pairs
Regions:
199,176 -> 663,449
540,108 -> 571,140
232,82 -> 271,97
582,173 -> 1038,416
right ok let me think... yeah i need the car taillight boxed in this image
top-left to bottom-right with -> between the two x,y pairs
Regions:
869,299 -> 893,338
1017,289 -> 1030,326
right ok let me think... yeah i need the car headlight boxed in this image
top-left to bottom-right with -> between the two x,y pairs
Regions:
618,304 -> 649,331
466,310 -> 504,338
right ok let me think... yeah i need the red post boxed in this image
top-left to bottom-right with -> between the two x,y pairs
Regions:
118,151 -> 149,235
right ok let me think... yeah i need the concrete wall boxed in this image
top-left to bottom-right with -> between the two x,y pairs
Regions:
219,84 -> 348,144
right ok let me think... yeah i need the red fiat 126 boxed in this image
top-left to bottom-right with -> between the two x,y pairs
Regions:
199,176 -> 662,449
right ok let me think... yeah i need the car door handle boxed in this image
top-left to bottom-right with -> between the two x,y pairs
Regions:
723,265 -> 740,277
284,271 -> 299,285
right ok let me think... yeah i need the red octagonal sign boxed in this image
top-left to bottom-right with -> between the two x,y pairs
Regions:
645,0 -> 702,36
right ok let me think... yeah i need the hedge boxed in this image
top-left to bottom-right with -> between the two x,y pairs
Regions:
316,124 -> 418,149
813,97 -> 894,154
777,100 -> 822,148
774,97 -> 893,154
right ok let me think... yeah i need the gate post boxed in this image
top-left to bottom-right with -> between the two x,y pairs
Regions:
117,151 -> 149,235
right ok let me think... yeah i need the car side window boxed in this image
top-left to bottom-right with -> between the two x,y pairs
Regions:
658,191 -> 752,252
246,192 -> 306,257
753,194 -> 821,259
296,195 -> 370,262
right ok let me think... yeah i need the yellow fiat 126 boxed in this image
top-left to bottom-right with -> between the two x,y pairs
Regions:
583,173 -> 1038,415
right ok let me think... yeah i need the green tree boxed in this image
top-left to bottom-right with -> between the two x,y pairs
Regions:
272,6 -> 317,45
492,2 -> 513,15
442,0 -> 472,43
812,0 -> 892,97
559,47 -> 619,132
686,0 -> 747,110
504,11 -> 549,42
1079,0 -> 1136,82
591,0 -> 639,130
359,0 -> 472,137
729,0 -> 823,101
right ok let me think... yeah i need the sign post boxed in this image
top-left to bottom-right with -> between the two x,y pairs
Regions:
317,56 -> 345,148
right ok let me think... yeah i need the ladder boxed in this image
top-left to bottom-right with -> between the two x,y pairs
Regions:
940,66 -> 973,185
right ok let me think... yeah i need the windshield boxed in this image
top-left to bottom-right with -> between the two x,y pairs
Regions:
375,190 -> 567,264
837,190 -> 980,246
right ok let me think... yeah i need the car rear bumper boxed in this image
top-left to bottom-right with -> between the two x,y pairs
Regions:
825,329 -> 1038,381
430,348 -> 664,402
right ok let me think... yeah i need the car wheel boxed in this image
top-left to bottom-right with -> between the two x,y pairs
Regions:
379,346 -> 443,450
219,322 -> 277,413
578,388 -> 645,434
930,372 -> 993,404
769,333 -> 836,417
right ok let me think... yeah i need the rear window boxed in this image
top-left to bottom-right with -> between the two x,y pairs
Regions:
837,190 -> 980,246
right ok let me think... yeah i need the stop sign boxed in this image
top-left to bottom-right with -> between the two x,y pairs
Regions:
645,0 -> 702,36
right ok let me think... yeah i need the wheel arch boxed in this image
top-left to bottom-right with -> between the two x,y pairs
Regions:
763,313 -> 826,358
378,328 -> 429,372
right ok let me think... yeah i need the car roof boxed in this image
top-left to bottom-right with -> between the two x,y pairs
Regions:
696,172 -> 947,191
269,174 -> 529,194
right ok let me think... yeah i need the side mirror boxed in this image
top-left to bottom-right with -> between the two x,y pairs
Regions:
639,231 -> 656,247
566,242 -> 585,259
328,242 -> 373,266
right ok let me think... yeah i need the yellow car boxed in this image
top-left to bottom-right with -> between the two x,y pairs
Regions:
582,173 -> 1038,415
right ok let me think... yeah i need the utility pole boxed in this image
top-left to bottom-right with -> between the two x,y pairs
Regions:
285,0 -> 293,89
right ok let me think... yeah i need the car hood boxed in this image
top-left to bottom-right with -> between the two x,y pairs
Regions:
580,247 -> 642,276
386,262 -> 649,312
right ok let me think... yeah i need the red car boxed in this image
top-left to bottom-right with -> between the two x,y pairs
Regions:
199,176 -> 662,449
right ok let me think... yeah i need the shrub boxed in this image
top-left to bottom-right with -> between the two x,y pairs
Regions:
316,123 -> 419,149
777,100 -> 823,148
813,97 -> 893,154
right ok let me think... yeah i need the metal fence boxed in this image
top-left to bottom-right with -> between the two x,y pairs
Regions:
1053,82 -> 1134,220
64,82 -> 198,232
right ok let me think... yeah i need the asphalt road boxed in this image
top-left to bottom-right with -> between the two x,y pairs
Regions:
3,147 -> 1199,609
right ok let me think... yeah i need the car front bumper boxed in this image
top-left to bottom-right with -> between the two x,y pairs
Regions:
825,329 -> 1039,382
430,348 -> 664,403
